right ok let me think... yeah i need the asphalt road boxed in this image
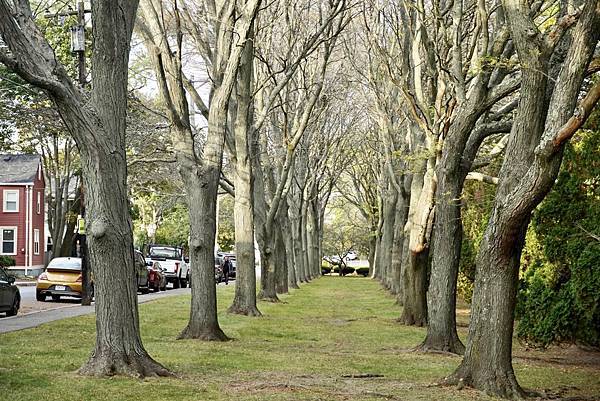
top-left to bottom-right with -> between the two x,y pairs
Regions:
0,279 -> 234,334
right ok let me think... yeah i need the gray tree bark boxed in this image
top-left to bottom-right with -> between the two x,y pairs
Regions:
0,0 -> 171,377
448,1 -> 600,397
228,30 -> 261,316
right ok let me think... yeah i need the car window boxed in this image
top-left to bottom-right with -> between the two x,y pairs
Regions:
149,247 -> 180,259
47,258 -> 82,271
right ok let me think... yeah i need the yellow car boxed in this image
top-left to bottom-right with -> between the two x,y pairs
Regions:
36,257 -> 88,302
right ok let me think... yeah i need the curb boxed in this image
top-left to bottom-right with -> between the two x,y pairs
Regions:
16,282 -> 37,287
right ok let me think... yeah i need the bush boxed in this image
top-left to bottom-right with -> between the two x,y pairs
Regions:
516,128 -> 600,348
355,267 -> 370,277
332,266 -> 355,276
0,256 -> 15,268
321,265 -> 332,275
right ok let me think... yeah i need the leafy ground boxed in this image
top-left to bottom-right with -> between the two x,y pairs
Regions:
1,277 -> 598,401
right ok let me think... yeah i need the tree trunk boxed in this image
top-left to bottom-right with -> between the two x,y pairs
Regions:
228,34 -> 260,316
275,220 -> 289,294
367,222 -> 377,277
177,156 -> 228,341
448,2 -> 600,396
400,145 -> 433,326
419,171 -> 464,353
391,180 -> 409,302
379,183 -> 397,291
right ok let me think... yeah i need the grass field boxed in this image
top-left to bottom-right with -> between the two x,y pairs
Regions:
1,277 -> 598,400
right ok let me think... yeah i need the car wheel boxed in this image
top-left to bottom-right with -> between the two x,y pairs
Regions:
52,294 -> 61,302
6,295 -> 19,316
141,286 -> 150,294
153,283 -> 160,293
36,291 -> 46,302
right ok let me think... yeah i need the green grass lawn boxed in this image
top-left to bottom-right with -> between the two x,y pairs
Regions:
1,277 -> 598,400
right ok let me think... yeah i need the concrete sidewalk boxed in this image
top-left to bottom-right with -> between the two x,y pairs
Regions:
0,287 -> 191,334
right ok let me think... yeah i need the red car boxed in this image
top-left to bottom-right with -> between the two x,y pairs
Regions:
147,262 -> 167,292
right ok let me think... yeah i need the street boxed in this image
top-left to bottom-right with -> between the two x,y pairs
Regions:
0,278 -> 235,334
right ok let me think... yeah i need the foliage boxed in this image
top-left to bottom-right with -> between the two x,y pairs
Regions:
516,126 -> 600,348
457,180 -> 495,303
355,267 -> 370,277
217,195 -> 235,252
0,256 -> 16,267
150,203 -> 190,249
323,196 -> 370,262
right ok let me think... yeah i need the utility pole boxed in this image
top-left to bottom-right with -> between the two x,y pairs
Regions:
44,2 -> 92,305
44,2 -> 90,85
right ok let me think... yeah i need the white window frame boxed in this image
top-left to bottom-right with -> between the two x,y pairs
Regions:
0,227 -> 17,256
37,191 -> 41,214
3,190 -> 19,213
34,229 -> 40,255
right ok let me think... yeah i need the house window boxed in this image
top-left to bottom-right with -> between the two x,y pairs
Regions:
3,190 -> 19,212
37,191 -> 41,214
0,228 -> 17,255
34,229 -> 40,255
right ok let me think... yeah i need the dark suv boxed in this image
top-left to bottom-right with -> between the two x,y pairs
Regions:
0,266 -> 20,316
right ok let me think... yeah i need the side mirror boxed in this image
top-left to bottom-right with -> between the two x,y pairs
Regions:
8,276 -> 15,284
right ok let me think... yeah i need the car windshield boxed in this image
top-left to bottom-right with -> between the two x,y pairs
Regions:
47,258 -> 82,271
149,247 -> 180,260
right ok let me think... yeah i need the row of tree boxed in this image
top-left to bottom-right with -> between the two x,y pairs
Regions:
1,0 -> 599,399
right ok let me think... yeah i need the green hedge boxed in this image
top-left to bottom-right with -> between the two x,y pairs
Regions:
332,266 -> 355,276
0,256 -> 15,268
355,267 -> 370,277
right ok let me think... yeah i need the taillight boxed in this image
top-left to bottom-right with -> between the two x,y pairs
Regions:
149,271 -> 155,280
76,274 -> 82,282
174,262 -> 179,273
38,272 -> 48,281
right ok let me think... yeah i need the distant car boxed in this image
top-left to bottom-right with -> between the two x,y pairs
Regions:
146,244 -> 190,289
135,250 -> 151,294
344,251 -> 358,261
36,257 -> 87,301
147,261 -> 167,292
0,266 -> 20,316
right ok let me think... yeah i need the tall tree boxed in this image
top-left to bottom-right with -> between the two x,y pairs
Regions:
448,0 -> 600,397
0,0 -> 170,376
137,0 -> 263,339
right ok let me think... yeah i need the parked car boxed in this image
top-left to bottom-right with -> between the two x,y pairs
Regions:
146,244 -> 190,289
135,250 -> 151,294
148,261 -> 167,292
344,251 -> 358,261
36,257 -> 87,301
0,266 -> 20,316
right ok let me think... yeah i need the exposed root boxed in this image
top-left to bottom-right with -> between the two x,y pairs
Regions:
177,325 -> 230,341
416,336 -> 465,356
78,349 -> 173,378
397,314 -> 427,327
227,304 -> 263,317
445,367 -> 529,400
258,291 -> 280,303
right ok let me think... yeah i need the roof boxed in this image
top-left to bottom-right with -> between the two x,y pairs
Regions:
0,154 -> 41,184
